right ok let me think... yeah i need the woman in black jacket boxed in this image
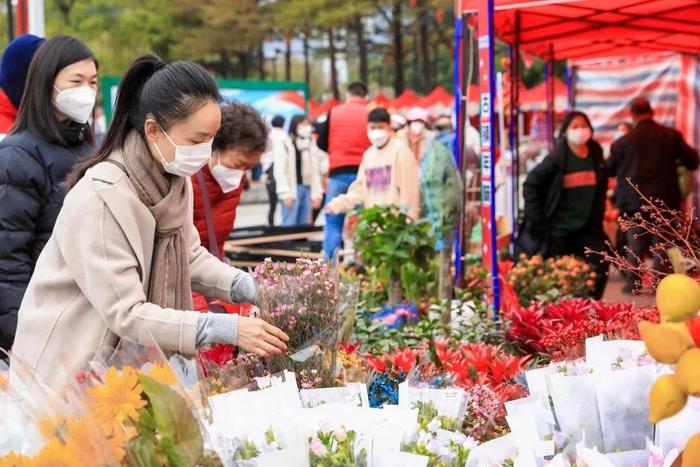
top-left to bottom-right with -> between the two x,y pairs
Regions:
0,36 -> 98,350
520,111 -> 609,299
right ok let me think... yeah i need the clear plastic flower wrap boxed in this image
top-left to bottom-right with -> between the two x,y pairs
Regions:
0,353 -> 121,466
254,257 -> 342,388
78,337 -> 223,466
594,365 -> 655,453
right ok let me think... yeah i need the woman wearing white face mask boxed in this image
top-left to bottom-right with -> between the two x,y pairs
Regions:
520,111 -> 609,299
191,102 -> 268,313
274,115 -> 323,226
397,106 -> 434,162
10,55 -> 288,392
0,36 -> 98,351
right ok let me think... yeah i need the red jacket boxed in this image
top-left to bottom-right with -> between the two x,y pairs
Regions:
328,98 -> 371,171
0,89 -> 17,134
191,164 -> 244,313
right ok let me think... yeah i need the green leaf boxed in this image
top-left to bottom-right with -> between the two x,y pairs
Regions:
139,374 -> 204,466
125,433 -> 159,467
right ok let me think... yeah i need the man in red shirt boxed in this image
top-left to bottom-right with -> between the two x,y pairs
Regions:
191,102 -> 268,312
0,35 -> 45,137
317,82 -> 372,258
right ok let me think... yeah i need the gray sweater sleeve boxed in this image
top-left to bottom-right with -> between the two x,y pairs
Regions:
196,313 -> 239,346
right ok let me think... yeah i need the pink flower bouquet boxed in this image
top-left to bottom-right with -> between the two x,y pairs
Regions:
254,258 -> 341,388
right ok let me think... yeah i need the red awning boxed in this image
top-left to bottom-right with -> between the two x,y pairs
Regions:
520,78 -> 568,112
392,90 -> 422,109
460,0 -> 700,61
370,93 -> 392,108
419,86 -> 455,108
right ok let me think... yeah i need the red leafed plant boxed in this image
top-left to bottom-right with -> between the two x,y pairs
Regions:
506,298 -> 659,361
363,341 -> 527,402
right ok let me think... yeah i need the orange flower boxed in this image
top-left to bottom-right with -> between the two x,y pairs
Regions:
28,438 -> 80,467
64,416 -> 122,467
0,452 -> 29,467
37,416 -> 66,441
87,366 -> 146,437
145,363 -> 177,386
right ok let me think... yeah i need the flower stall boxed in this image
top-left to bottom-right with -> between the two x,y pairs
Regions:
2,200 -> 700,466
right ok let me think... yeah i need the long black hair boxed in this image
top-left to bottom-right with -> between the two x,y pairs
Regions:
556,110 -> 594,144
11,35 -> 98,146
69,54 -> 220,186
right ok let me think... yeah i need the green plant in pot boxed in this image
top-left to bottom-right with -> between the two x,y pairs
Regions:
354,205 -> 435,305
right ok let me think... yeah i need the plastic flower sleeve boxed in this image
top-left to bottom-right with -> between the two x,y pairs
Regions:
254,257 -> 341,388
594,365 -> 655,452
546,373 -> 605,451
88,337 -> 223,465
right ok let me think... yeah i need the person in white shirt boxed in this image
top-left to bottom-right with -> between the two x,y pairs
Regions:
273,114 -> 323,226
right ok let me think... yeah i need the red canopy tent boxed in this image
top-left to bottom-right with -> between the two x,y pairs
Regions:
370,93 -> 392,109
520,78 -> 568,112
460,0 -> 700,61
311,97 -> 339,119
454,0 -> 700,312
419,86 -> 454,108
392,90 -> 422,110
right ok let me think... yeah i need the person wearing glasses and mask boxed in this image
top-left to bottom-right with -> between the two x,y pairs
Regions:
0,36 -> 97,352
191,102 -> 268,313
10,55 -> 288,392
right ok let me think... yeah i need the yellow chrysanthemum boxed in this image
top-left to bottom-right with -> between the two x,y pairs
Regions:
37,416 -> 67,441
105,425 -> 138,464
146,363 -> 177,386
27,438 -> 80,467
87,366 -> 146,436
64,416 -> 117,467
0,452 -> 29,467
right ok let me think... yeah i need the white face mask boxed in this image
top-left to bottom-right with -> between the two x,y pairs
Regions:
409,121 -> 426,136
368,129 -> 390,147
566,127 -> 592,146
613,131 -> 625,141
297,125 -> 313,138
53,85 -> 97,124
211,154 -> 245,193
153,125 -> 213,177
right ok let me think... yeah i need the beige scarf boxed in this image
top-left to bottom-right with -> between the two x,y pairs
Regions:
113,131 -> 193,310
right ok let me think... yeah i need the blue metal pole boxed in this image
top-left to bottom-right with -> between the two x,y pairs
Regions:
453,14 -> 463,286
487,0 -> 500,316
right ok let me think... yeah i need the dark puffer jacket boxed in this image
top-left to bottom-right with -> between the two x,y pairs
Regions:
0,130 -> 93,350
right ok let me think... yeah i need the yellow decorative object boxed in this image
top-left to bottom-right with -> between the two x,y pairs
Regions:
639,321 -> 695,364
682,432 -> 700,467
28,437 -> 80,467
656,273 -> 700,323
675,348 -> 700,397
146,363 -> 178,386
86,366 -> 147,437
648,374 -> 688,424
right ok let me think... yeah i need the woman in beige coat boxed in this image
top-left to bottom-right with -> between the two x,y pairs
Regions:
11,55 -> 289,392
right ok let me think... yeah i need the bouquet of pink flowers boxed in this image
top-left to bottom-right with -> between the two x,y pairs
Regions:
254,257 -> 340,388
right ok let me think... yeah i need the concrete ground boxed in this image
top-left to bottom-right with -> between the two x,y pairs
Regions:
601,270 -> 655,308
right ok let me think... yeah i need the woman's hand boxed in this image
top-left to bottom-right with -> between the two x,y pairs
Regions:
283,197 -> 294,209
237,316 -> 290,358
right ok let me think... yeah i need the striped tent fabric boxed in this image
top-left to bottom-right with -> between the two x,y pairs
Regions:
573,53 -> 700,150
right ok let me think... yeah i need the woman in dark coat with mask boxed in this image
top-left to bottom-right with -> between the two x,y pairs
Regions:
0,36 -> 98,350
519,111 -> 609,299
